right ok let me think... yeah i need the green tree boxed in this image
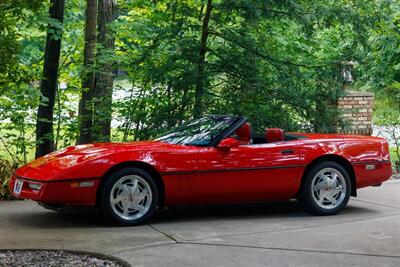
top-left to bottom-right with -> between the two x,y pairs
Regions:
78,0 -> 98,144
1,0 -> 399,166
194,0 -> 213,118
92,0 -> 117,142
35,0 -> 65,158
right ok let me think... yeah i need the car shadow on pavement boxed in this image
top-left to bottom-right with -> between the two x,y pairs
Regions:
7,200 -> 378,228
150,200 -> 379,224
6,209 -> 106,229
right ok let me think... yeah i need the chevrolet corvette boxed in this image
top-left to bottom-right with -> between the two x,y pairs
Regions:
10,115 -> 392,225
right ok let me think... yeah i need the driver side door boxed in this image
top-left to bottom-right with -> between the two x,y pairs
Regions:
192,141 -> 304,204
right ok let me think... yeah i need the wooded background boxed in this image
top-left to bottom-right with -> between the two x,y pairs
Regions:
0,0 -> 399,167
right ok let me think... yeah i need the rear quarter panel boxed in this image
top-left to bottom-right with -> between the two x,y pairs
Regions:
298,137 -> 392,189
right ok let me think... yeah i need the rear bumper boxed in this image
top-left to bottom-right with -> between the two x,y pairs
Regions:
9,175 -> 100,206
353,161 -> 392,189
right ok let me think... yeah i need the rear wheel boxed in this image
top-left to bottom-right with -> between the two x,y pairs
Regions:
99,168 -> 158,226
299,161 -> 351,215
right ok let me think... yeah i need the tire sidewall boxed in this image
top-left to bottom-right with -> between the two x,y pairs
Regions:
301,161 -> 351,215
100,168 -> 159,226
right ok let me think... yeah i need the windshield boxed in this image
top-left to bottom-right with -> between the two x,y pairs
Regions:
156,116 -> 238,146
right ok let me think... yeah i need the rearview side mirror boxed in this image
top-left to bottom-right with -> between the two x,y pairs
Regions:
217,137 -> 240,151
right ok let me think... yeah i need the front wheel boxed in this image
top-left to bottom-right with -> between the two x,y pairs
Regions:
99,168 -> 159,226
299,161 -> 351,215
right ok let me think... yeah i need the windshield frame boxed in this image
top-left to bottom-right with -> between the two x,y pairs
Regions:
156,115 -> 246,147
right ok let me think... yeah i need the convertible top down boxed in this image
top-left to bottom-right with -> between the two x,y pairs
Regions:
10,115 -> 392,225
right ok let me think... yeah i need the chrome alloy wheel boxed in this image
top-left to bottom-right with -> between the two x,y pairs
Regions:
311,167 -> 347,210
109,175 -> 153,221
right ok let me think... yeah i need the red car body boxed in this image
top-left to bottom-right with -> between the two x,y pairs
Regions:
10,120 -> 392,210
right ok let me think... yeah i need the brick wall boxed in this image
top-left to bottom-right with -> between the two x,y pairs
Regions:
338,91 -> 374,135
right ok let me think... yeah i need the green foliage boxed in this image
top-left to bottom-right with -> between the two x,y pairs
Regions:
355,2 -> 400,108
0,0 -> 45,90
0,1 -> 47,164
0,158 -> 17,201
374,108 -> 400,165
0,0 -> 399,169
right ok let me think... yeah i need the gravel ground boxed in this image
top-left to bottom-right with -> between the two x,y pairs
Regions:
0,250 -> 128,267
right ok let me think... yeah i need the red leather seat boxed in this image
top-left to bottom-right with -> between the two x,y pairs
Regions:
235,123 -> 251,145
266,128 -> 284,143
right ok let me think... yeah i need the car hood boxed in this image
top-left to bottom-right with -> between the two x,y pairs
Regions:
14,141 -> 173,181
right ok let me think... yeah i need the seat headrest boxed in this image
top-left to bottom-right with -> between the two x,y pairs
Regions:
235,122 -> 251,145
266,128 -> 284,143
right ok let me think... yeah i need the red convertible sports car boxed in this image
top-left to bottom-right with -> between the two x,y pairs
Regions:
10,115 -> 392,225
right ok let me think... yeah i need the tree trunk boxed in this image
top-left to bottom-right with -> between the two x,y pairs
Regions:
92,0 -> 116,142
193,0 -> 212,118
35,0 -> 65,158
78,0 -> 98,144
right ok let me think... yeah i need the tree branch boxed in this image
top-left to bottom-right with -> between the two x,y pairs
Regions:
209,30 -> 338,69
0,135 -> 17,167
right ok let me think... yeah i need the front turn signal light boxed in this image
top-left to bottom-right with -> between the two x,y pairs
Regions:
28,182 -> 42,191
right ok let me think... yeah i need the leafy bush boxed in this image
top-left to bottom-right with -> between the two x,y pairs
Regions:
0,159 -> 15,201
374,109 -> 400,175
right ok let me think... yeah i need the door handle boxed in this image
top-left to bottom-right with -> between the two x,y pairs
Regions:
281,149 -> 294,154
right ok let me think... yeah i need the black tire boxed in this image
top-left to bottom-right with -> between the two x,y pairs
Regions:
299,161 -> 351,215
99,168 -> 159,226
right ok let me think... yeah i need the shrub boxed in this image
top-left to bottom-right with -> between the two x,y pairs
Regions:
374,110 -> 400,176
0,159 -> 16,201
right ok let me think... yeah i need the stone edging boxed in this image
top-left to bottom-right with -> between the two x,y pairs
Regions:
0,249 -> 131,267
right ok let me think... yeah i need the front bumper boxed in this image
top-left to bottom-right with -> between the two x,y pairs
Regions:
9,175 -> 100,206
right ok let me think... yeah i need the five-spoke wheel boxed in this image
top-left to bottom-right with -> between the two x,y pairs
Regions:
110,175 -> 153,221
300,161 -> 351,215
100,168 -> 158,226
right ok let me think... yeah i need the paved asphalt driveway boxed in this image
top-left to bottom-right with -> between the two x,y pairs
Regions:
0,182 -> 399,267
